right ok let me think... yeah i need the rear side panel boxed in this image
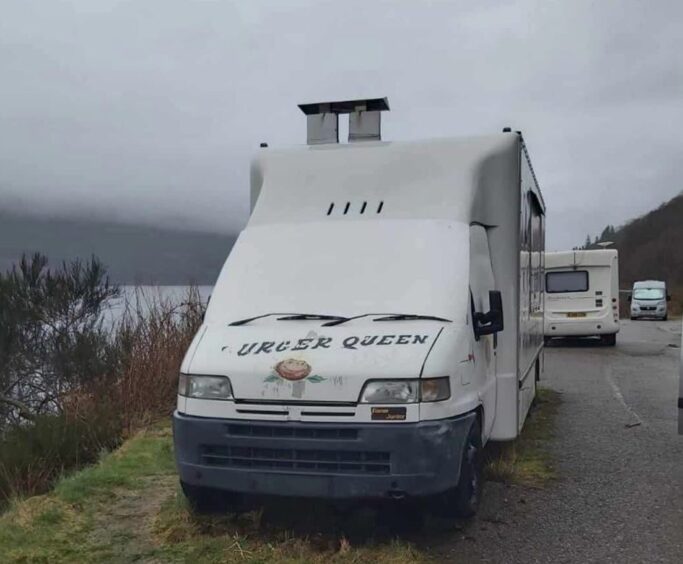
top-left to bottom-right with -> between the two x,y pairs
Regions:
679,318 -> 683,434
488,138 -> 545,440
517,147 -> 545,433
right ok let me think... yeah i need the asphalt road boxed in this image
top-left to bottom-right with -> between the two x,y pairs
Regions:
429,319 -> 683,563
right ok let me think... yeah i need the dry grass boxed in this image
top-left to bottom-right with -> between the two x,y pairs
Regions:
0,286 -> 205,507
153,495 -> 425,563
484,387 -> 561,487
111,286 -> 204,433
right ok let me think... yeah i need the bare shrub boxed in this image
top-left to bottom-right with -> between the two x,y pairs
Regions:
0,254 -> 206,504
111,287 -> 204,434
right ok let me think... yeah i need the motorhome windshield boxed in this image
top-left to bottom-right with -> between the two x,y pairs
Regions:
205,220 -> 470,325
633,288 -> 665,300
546,270 -> 589,293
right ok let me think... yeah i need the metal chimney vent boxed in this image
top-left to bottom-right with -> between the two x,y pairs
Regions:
298,98 -> 390,145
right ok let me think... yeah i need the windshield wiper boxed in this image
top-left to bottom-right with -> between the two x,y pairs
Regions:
276,314 -> 349,322
373,314 -> 452,323
322,313 -> 452,327
229,313 -> 349,326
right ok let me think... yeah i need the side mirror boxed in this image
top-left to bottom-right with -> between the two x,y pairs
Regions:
475,290 -> 504,336
202,294 -> 211,321
628,295 -> 632,303
667,295 -> 672,302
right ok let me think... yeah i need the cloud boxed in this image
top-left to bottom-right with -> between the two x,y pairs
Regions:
1,0 -> 681,247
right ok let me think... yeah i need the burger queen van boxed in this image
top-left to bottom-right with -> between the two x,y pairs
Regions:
173,98 -> 546,518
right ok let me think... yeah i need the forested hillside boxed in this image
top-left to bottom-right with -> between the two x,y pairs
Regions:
580,192 -> 683,309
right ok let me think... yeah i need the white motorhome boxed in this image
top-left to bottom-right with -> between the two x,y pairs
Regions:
630,280 -> 669,321
544,250 -> 620,345
174,99 -> 545,518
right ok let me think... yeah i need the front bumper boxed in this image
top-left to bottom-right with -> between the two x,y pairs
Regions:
173,411 -> 475,500
545,316 -> 619,337
631,309 -> 666,319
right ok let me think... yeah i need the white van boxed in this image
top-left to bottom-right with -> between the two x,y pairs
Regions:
173,99 -> 545,518
544,250 -> 619,345
630,280 -> 669,321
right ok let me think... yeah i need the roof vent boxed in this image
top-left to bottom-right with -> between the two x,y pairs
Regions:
298,98 -> 390,145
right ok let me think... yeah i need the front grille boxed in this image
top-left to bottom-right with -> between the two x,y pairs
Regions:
641,306 -> 656,311
200,445 -> 391,475
226,423 -> 358,441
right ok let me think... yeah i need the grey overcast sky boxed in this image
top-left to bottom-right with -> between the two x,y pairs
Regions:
1,0 -> 681,249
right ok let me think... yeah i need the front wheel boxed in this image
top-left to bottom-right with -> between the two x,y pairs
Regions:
434,418 -> 483,519
180,481 -> 247,514
601,333 -> 616,346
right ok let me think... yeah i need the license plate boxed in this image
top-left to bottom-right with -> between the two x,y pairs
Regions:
567,312 -> 586,318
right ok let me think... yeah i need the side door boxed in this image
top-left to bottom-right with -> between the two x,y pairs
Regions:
469,224 -> 497,438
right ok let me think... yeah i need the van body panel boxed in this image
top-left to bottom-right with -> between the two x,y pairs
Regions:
678,318 -> 683,435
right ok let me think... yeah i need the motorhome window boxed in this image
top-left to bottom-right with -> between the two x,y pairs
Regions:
633,288 -> 665,300
546,271 -> 589,293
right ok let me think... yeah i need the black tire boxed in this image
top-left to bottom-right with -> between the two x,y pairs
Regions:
601,333 -> 616,346
180,481 -> 246,514
663,314 -> 668,321
434,418 -> 483,519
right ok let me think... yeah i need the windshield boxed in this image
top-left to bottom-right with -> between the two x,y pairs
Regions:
633,288 -> 665,300
546,271 -> 589,293
206,220 -> 470,325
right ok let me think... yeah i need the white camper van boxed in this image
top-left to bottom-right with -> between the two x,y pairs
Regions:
544,250 -> 619,345
630,280 -> 669,321
174,99 -> 545,517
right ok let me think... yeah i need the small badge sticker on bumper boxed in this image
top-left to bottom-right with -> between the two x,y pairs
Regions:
371,407 -> 407,421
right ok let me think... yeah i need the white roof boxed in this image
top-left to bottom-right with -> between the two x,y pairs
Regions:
633,280 -> 665,287
250,134 -> 532,226
546,249 -> 618,269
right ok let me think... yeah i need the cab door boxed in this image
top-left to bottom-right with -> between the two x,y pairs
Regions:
469,225 -> 497,438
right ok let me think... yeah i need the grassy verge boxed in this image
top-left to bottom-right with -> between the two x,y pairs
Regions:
484,387 -> 561,487
0,388 -> 560,563
0,425 -> 177,563
0,425 -> 423,563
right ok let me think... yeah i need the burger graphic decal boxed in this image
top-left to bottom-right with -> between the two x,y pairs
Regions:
275,359 -> 311,381
264,359 -> 325,383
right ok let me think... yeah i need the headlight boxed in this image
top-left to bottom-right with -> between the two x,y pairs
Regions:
178,374 -> 233,400
420,377 -> 451,402
358,378 -> 450,404
359,380 -> 419,403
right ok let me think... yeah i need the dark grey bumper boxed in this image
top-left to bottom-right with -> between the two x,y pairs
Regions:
173,411 -> 475,500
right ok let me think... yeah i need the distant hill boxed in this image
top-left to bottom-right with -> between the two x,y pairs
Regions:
0,211 -> 236,284
580,192 -> 683,310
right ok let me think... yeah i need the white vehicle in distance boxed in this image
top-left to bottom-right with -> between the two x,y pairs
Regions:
544,249 -> 620,346
630,280 -> 670,321
173,98 -> 546,519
